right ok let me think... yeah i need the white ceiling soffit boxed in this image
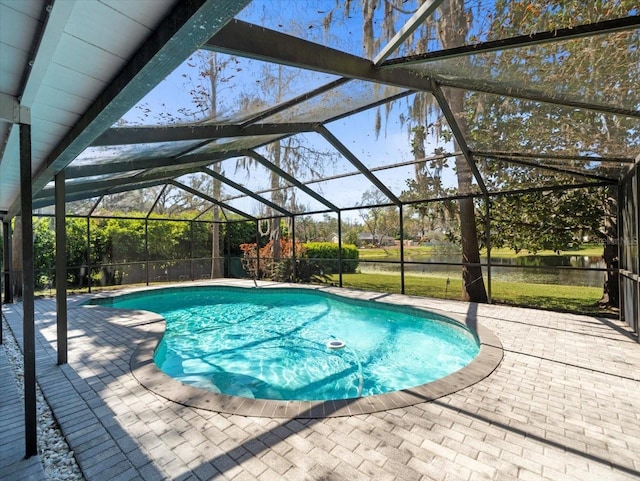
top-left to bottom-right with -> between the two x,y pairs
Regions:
0,0 -> 250,219
0,0 -> 43,97
0,0 -> 175,215
0,0 -> 43,214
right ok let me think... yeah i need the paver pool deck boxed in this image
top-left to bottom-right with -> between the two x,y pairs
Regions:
2,279 -> 639,481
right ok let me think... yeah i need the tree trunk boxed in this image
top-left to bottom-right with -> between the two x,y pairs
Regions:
208,54 -> 223,278
210,166 -> 223,278
600,186 -> 619,307
601,240 -> 619,307
458,193 -> 487,303
269,68 -> 285,265
269,137 -> 283,265
211,218 -> 222,278
438,0 -> 487,303
449,101 -> 487,302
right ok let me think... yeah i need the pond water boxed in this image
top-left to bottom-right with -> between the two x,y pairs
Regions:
360,254 -> 606,287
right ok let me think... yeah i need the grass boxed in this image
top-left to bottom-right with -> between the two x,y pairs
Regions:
328,272 -> 607,315
34,262 -> 608,315
358,244 -> 604,260
484,244 -> 604,259
359,246 -> 440,259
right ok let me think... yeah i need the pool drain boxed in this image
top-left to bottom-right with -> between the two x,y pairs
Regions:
326,339 -> 346,349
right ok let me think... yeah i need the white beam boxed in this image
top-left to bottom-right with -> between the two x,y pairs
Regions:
20,0 -> 77,108
0,92 -> 30,125
373,0 -> 444,66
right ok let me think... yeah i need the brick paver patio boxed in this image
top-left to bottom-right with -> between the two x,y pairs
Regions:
2,280 -> 639,481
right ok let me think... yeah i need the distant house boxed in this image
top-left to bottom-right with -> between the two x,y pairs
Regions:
357,233 -> 395,247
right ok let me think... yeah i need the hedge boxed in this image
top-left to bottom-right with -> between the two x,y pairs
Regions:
303,242 -> 359,274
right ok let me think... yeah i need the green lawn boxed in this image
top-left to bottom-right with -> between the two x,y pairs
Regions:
358,244 -> 604,260
328,272 -> 606,315
483,244 -> 604,259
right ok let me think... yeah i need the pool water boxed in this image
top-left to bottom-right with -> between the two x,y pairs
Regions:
108,287 -> 479,401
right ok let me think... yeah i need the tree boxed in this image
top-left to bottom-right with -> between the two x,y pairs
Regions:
234,62 -> 336,268
33,217 -> 55,288
478,186 -> 604,251
402,138 -> 458,243
98,217 -> 145,285
343,227 -> 361,247
296,214 -> 339,243
600,186 -> 619,306
101,189 -> 149,214
128,50 -> 244,277
179,51 -> 239,278
342,0 -> 636,304
66,217 -> 90,288
358,188 -> 398,246
222,219 -> 256,256
346,0 -> 487,301
466,0 -> 639,306
432,0 -> 488,302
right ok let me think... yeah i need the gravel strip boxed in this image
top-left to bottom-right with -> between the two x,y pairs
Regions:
2,316 -> 85,481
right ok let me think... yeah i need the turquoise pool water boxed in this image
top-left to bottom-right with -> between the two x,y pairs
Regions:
104,286 -> 479,401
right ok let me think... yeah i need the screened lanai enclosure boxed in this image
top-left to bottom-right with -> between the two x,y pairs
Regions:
1,2 -> 639,306
0,0 -> 639,462
1,0 -> 639,318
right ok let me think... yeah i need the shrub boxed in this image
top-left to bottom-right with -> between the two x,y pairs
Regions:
271,258 -> 331,284
303,242 -> 359,274
240,239 -> 329,283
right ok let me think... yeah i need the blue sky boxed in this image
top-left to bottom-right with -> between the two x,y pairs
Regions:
112,0 -> 472,219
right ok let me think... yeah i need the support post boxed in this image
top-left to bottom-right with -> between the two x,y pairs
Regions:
635,164 -> 640,340
337,211 -> 343,287
225,221 -> 231,278
145,219 -> 149,285
190,221 -> 195,281
86,217 -> 91,293
399,205 -> 405,295
20,122 -> 37,457
255,221 -> 260,280
3,221 -> 12,304
55,170 -> 67,364
291,216 -> 296,282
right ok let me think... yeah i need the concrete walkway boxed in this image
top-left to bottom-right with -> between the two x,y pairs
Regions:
2,280 -> 640,481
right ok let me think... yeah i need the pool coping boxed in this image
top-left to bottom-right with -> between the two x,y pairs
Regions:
119,281 -> 503,418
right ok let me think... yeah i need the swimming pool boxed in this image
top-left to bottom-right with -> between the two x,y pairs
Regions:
98,285 -> 482,402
